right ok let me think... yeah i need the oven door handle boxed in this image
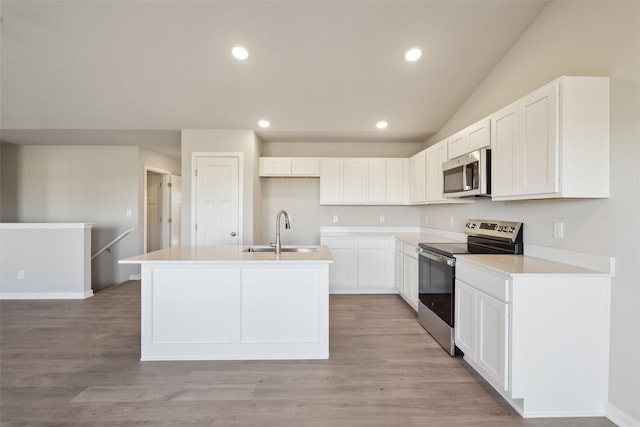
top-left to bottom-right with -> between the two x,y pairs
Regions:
416,248 -> 455,266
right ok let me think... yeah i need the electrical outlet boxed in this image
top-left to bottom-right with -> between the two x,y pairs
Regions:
379,215 -> 385,223
449,216 -> 454,227
332,215 -> 338,223
424,215 -> 429,224
553,222 -> 564,239
18,270 -> 24,280
126,209 -> 132,217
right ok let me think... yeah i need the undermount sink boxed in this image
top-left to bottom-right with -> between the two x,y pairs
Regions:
243,246 -> 318,253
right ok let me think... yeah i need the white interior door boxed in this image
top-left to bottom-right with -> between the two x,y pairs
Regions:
195,156 -> 240,246
170,175 -> 182,247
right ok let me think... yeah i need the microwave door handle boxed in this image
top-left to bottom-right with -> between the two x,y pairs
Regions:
463,165 -> 470,191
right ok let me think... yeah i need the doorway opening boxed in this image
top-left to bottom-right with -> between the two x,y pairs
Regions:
144,167 -> 182,253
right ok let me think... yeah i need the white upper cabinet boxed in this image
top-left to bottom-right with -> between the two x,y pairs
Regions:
491,76 -> 610,200
425,140 -> 448,203
447,118 -> 491,159
409,149 -> 427,204
259,157 -> 320,177
320,158 -> 406,205
320,159 -> 345,204
343,159 -> 368,203
491,103 -> 519,198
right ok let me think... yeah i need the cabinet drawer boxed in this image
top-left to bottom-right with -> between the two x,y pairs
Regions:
456,263 -> 509,302
358,238 -> 391,249
321,238 -> 355,249
403,243 -> 418,258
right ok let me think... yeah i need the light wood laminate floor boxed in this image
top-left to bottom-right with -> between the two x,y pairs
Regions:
1,281 -> 615,427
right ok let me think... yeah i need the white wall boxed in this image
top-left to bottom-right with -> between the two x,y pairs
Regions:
180,129 -> 262,245
0,223 -> 93,299
0,144 -> 181,290
422,2 -> 640,424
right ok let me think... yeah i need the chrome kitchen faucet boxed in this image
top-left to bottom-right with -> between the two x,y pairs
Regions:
271,210 -> 291,254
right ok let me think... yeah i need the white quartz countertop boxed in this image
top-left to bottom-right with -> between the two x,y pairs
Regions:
120,245 -> 333,264
457,254 -> 610,276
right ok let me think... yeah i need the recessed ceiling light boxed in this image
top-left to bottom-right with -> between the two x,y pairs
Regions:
404,47 -> 422,62
376,121 -> 388,129
232,46 -> 249,60
258,119 -> 270,128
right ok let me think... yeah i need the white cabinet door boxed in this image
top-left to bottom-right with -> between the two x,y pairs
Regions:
476,291 -> 508,391
448,119 -> 490,159
402,246 -> 419,310
343,159 -> 368,203
519,82 -> 559,196
447,130 -> 467,159
491,103 -> 519,198
454,280 -> 476,358
409,150 -> 426,204
386,158 -> 406,204
395,248 -> 404,293
259,157 -> 291,176
321,238 -> 356,288
368,159 -> 387,204
357,239 -> 394,289
466,119 -> 491,153
368,158 -> 406,204
291,158 -> 320,176
425,141 -> 448,203
320,159 -> 344,204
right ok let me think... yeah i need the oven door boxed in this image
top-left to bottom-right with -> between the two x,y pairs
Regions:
417,249 -> 454,327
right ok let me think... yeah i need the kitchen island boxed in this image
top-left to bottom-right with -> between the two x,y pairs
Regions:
120,245 -> 332,361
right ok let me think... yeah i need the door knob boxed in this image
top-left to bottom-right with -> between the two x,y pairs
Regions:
230,232 -> 237,237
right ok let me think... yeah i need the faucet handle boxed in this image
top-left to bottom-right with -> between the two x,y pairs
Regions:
269,242 -> 276,247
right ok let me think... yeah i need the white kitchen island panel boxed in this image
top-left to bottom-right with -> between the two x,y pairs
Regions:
242,268 -> 323,344
149,267 -> 240,344
124,246 -> 332,361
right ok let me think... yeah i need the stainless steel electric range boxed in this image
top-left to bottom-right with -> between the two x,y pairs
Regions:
416,219 -> 523,355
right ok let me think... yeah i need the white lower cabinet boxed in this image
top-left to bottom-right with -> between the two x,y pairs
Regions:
454,257 -> 610,418
395,244 -> 404,294
320,238 -> 356,289
399,242 -> 419,310
453,280 -> 476,358
455,279 -> 508,390
321,236 -> 395,293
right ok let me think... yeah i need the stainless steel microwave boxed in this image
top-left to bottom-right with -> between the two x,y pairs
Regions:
442,148 -> 491,197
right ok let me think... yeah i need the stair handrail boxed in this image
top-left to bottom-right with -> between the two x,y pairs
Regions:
91,228 -> 135,260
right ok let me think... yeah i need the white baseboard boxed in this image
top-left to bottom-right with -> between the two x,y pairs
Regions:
129,274 -> 141,280
0,291 -> 93,300
329,287 -> 399,295
607,402 -> 640,427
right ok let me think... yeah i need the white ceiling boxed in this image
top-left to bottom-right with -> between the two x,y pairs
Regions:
0,0 -> 549,158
